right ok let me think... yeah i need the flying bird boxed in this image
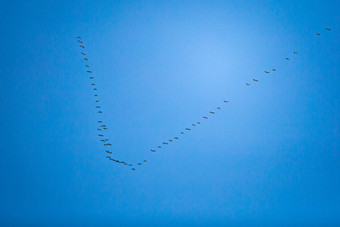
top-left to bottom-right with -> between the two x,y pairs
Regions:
151,149 -> 156,152
97,128 -> 101,131
285,58 -> 289,60
81,53 -> 86,55
96,100 -> 100,102
293,52 -> 298,55
316,33 -> 320,35
192,124 -> 196,126
138,163 -> 142,165
98,111 -> 102,113
265,71 -> 269,74
185,128 -> 191,130
78,40 -> 83,43
84,58 -> 88,61
98,121 -> 102,123
180,132 -> 184,134
98,134 -> 103,137
197,122 -> 201,124
131,168 -> 135,171
224,100 -> 229,103
163,142 -> 168,145
174,137 -> 179,140
253,79 -> 258,82
90,77 -> 94,79
210,111 -> 215,114
96,106 -> 100,108
246,83 -> 250,86
203,116 -> 208,119
326,28 -> 331,31
105,150 -> 112,154
144,160 -> 147,162
272,69 -> 276,71
87,71 -> 92,73
79,45 -> 85,48
169,140 -> 173,142
158,146 -> 162,148
76,36 -> 81,39
103,128 -> 108,130
217,107 -> 221,110
85,65 -> 90,67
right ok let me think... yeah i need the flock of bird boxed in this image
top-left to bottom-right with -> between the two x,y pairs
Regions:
76,28 -> 331,171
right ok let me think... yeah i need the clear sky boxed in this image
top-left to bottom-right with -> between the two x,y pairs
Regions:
1,0 -> 339,226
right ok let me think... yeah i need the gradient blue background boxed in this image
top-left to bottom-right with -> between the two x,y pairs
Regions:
1,0 -> 339,226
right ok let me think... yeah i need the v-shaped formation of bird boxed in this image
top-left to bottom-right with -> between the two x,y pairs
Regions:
76,28 -> 332,171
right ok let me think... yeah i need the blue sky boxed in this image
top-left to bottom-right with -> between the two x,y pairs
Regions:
1,0 -> 339,226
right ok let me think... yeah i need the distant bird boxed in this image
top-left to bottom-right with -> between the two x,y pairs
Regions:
90,77 -> 94,79
98,134 -> 103,137
91,83 -> 95,85
101,139 -> 105,142
84,58 -> 88,61
180,132 -> 184,134
197,122 -> 201,124
174,137 -> 179,139
151,149 -> 156,152
76,36 -> 81,39
98,121 -> 102,123
106,156 -> 111,159
96,106 -> 100,108
138,163 -> 142,165
272,69 -> 276,71
326,28 -> 331,31
265,71 -> 269,74
158,146 -> 162,148
105,150 -> 112,154
246,83 -> 250,86
185,128 -> 191,130
78,40 -> 83,43
105,139 -> 109,141
253,79 -> 259,82
81,53 -> 86,55
96,100 -> 100,102
97,128 -> 101,131
131,168 -> 135,171
163,142 -> 168,145
87,71 -> 92,73
192,124 -> 196,126
169,140 -> 173,142
316,33 -> 320,35
144,160 -> 147,162
293,52 -> 298,55
85,65 -> 90,67
285,58 -> 289,60
224,100 -> 229,103
210,111 -> 215,114
217,107 -> 221,110
203,116 -> 208,119
79,45 -> 85,48
98,111 -> 102,113
100,125 -> 106,127
103,128 -> 108,130
129,164 -> 132,166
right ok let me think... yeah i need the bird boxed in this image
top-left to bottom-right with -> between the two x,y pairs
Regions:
181,132 -> 184,134
192,124 -> 196,126
293,52 -> 298,55
326,28 -> 331,31
217,107 -> 221,110
129,164 -> 133,166
138,163 -> 142,165
100,125 -> 106,127
174,137 -> 179,140
224,100 -> 229,103
96,100 -> 100,102
85,65 -> 90,67
210,111 -> 215,114
163,142 -> 168,145
97,128 -> 101,131
105,150 -> 112,154
84,58 -> 88,61
103,128 -> 108,130
98,111 -> 102,113
106,156 -> 111,159
253,79 -> 258,82
144,160 -> 147,162
285,58 -> 289,60
105,139 -> 109,141
98,121 -> 102,123
91,83 -> 95,85
101,139 -> 105,142
197,122 -> 201,124
246,83 -> 250,86
272,69 -> 276,71
203,116 -> 208,119
87,71 -> 92,73
81,53 -> 86,55
76,36 -> 81,39
158,146 -> 162,148
96,106 -> 100,108
90,77 -> 94,79
169,140 -> 173,142
265,71 -> 269,74
316,33 -> 320,35
131,168 -> 135,171
185,128 -> 191,130
98,134 -> 103,137
79,45 -> 85,48
78,40 -> 83,43
151,149 -> 156,152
